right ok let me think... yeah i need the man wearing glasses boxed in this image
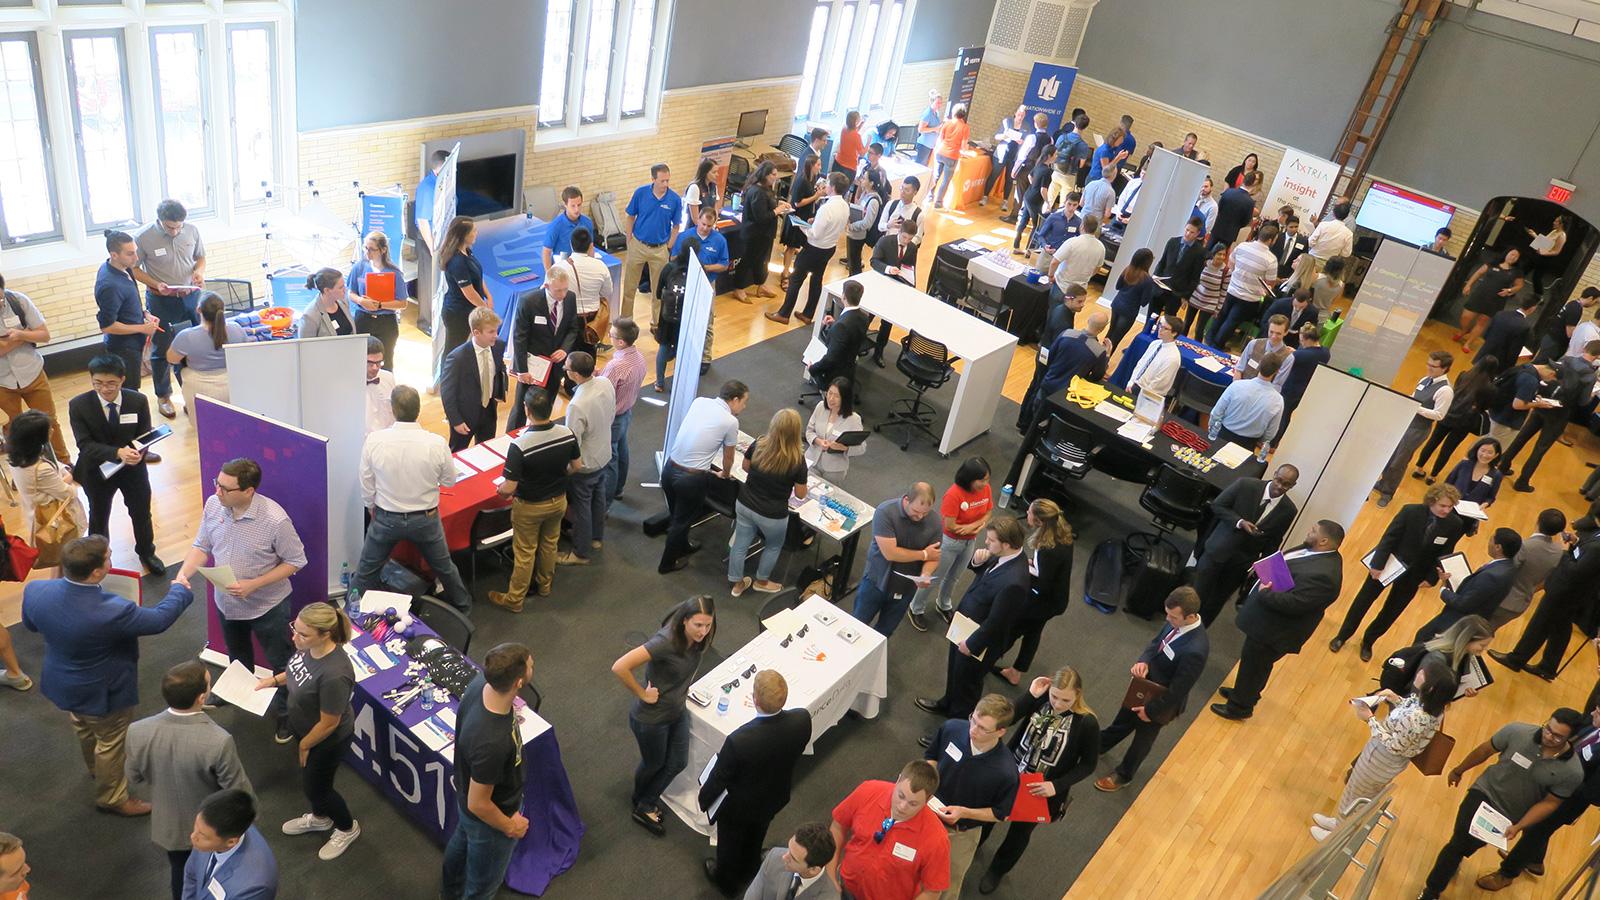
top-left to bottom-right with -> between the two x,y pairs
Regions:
1418,708 -> 1586,899
922,695 -> 1018,899
176,457 -> 308,745
828,760 -> 950,900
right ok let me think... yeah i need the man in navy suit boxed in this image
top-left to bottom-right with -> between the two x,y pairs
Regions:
916,516 -> 1033,722
21,534 -> 194,814
807,280 -> 870,389
699,671 -> 814,896
1096,587 -> 1211,792
507,266 -> 581,430
182,789 -> 278,900
440,306 -> 508,451
1414,527 -> 1520,642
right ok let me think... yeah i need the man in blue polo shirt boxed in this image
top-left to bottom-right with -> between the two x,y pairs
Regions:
673,208 -> 730,376
94,231 -> 160,394
622,163 -> 682,328
543,185 -> 596,273
915,92 -> 944,165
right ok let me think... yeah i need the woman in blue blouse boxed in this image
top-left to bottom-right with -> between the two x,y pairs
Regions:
346,231 -> 408,368
1105,247 -> 1157,354
1445,436 -> 1504,507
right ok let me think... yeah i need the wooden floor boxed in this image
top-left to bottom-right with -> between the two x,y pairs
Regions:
3,203 -> 1594,899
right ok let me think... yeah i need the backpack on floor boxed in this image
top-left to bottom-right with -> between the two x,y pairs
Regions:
1082,538 -> 1125,614
1123,534 -> 1184,619
589,192 -> 629,253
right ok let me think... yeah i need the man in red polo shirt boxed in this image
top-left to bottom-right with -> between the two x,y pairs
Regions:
829,760 -> 950,900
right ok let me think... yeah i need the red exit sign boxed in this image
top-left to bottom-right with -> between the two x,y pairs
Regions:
1548,178 -> 1576,204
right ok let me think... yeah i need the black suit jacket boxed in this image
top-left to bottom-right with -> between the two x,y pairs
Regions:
1268,232 -> 1309,278
1370,503 -> 1469,574
1200,478 -> 1297,564
1440,557 -> 1516,619
511,288 -> 580,375
957,554 -> 1032,660
1004,692 -> 1098,819
440,339 -> 508,431
1542,530 -> 1600,606
68,389 -> 152,485
1136,623 -> 1210,720
809,307 -> 871,384
869,234 -> 919,285
1154,235 -> 1205,299
1021,542 -> 1074,622
1236,550 -> 1344,654
697,707 -> 811,825
1476,309 -> 1531,367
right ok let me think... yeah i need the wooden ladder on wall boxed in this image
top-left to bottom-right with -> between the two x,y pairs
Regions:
1324,0 -> 1449,215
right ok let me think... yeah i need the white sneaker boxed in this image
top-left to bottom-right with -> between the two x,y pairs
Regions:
1311,813 -> 1338,830
318,821 -> 360,860
0,669 -> 32,691
282,814 -> 334,835
1309,825 -> 1331,842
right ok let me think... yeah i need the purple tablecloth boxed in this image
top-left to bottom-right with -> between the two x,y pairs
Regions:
344,622 -> 584,895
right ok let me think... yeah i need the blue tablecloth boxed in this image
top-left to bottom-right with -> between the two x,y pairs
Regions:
344,620 -> 583,896
472,215 -> 623,344
1109,331 -> 1236,390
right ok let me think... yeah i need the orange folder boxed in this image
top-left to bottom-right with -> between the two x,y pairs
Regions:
366,271 -> 396,303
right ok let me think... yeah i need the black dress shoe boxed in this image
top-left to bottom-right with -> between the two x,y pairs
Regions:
1328,638 -> 1344,653
1217,686 -> 1233,700
872,357 -> 886,368
1358,645 -> 1373,663
979,870 -> 1002,894
140,554 -> 166,576
914,697 -> 949,716
1210,702 -> 1252,720
917,734 -> 933,749
631,807 -> 666,836
1526,666 -> 1557,682
658,557 -> 689,574
702,858 -> 720,887
685,541 -> 704,556
937,608 -> 954,626
1488,650 -> 1523,672
699,362 -> 710,376
1513,481 -> 1535,493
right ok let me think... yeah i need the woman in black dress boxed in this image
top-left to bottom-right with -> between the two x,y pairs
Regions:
781,155 -> 822,290
996,498 -> 1075,685
1456,249 -> 1524,354
730,162 -> 789,303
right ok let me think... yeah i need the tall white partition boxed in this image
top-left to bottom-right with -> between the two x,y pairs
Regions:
1103,148 -> 1210,301
660,254 -> 715,472
1330,239 -> 1455,386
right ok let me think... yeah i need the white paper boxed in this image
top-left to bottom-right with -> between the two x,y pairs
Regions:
357,589 -> 413,617
525,354 -> 553,386
762,607 -> 807,635
516,708 -> 551,744
1531,233 -> 1555,253
102,571 -> 140,604
1133,390 -> 1165,423
454,458 -> 478,481
802,339 -> 827,366
1116,420 -> 1156,445
212,660 -> 274,716
1439,552 -> 1473,591
1211,443 -> 1253,469
196,564 -> 237,592
1352,694 -> 1385,709
412,717 -> 455,753
343,644 -> 375,682
698,753 -> 719,785
1453,500 -> 1489,521
436,708 -> 457,728
1361,551 -> 1409,587
946,612 -> 980,646
484,433 -> 514,457
1194,355 -> 1229,373
457,443 -> 503,472
1469,801 -> 1511,850
1093,401 -> 1133,423
362,644 -> 397,671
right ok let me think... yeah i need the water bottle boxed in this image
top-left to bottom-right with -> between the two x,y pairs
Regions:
999,484 -> 1015,510
340,562 -> 358,618
716,693 -> 730,716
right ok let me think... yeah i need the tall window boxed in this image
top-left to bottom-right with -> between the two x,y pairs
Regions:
64,31 -> 137,230
538,0 -> 670,138
227,24 -> 277,205
794,0 -> 916,123
0,35 -> 58,244
150,27 -> 209,214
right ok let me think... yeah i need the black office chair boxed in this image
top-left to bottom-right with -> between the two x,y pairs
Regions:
412,595 -> 476,655
1034,414 -> 1101,480
1173,370 -> 1228,423
466,507 -> 514,584
205,279 -> 256,313
777,133 -> 810,161
961,278 -> 1013,332
1135,465 -> 1213,541
927,255 -> 969,306
876,332 -> 953,451
519,682 -> 543,714
726,155 -> 751,194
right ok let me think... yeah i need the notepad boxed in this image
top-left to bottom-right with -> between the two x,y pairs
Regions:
1251,551 -> 1294,590
484,433 -> 514,457
457,443 -> 503,472
1439,552 -> 1473,592
365,271 -> 396,302
1211,443 -> 1253,469
525,354 -> 553,387
1453,500 -> 1489,521
1361,551 -> 1408,587
945,613 -> 984,660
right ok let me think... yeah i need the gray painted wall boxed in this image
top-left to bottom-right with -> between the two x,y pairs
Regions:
1074,0 -> 1393,156
294,0 -> 542,131
663,0 -> 814,88
904,0 -> 995,62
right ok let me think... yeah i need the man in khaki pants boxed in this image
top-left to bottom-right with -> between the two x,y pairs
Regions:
621,164 -> 683,327
488,388 -> 580,612
0,274 -> 70,463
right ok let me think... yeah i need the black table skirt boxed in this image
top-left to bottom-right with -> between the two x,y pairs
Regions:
934,241 -> 1051,345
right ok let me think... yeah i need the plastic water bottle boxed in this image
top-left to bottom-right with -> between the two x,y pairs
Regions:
999,484 -> 1015,510
716,694 -> 730,716
339,563 -> 358,618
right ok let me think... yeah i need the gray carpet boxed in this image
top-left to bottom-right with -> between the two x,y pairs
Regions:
0,326 -> 1249,898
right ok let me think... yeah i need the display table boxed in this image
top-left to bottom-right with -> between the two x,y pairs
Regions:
660,594 -> 889,835
472,215 -> 623,344
1108,332 -> 1237,391
388,433 -> 517,581
343,619 -> 583,895
934,240 -> 1052,344
880,154 -> 932,200
724,432 -> 874,589
935,149 -> 992,211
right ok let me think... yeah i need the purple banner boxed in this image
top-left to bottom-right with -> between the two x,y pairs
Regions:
193,396 -> 330,656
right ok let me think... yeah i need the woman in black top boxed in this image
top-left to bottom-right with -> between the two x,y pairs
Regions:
1412,354 -> 1503,480
996,499 -> 1075,685
781,155 -> 823,288
260,602 -> 361,859
1013,144 -> 1057,251
979,666 -> 1100,893
609,596 -> 718,836
730,162 -> 791,303
436,215 -> 491,373
1224,152 -> 1259,189
652,238 -> 697,393
729,408 -> 810,595
1457,249 -> 1524,353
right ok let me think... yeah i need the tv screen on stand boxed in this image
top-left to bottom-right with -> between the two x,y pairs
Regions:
1354,181 -> 1455,248
456,154 -> 517,217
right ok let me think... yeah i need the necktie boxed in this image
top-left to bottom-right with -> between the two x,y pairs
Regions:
202,854 -> 218,885
1124,182 -> 1142,212
550,295 -> 561,331
107,400 -> 118,425
1158,627 -> 1178,654
784,872 -> 802,900
477,347 -> 493,407
367,378 -> 380,385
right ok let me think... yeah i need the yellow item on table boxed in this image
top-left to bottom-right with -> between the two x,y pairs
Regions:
1066,376 -> 1111,409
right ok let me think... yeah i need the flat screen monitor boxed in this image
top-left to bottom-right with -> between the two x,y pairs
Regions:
1355,181 -> 1455,248
737,109 -> 768,139
456,154 -> 517,217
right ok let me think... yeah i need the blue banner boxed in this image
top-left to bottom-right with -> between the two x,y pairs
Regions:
360,192 -> 407,259
1022,62 -> 1077,133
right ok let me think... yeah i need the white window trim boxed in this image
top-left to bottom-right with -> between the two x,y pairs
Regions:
793,0 -> 917,126
535,0 -> 672,149
0,0 -> 296,276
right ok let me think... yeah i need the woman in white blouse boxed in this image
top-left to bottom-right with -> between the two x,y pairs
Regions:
7,409 -> 86,577
1309,653 -> 1456,841
805,377 -> 865,478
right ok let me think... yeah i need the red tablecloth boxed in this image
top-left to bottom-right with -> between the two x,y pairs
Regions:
393,434 -> 517,571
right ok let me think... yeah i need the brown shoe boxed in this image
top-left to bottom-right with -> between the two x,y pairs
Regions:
795,313 -> 813,326
764,312 -> 791,325
99,798 -> 152,817
487,590 -> 523,613
1094,775 -> 1127,793
157,398 -> 176,419
1475,872 -> 1515,892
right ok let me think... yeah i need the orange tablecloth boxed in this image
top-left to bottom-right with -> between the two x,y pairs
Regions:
944,151 -> 993,211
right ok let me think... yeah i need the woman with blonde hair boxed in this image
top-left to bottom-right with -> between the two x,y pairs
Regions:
258,602 -> 361,860
729,409 -> 810,595
978,666 -> 1100,894
995,499 -> 1075,684
346,230 -> 408,367
166,292 -> 246,410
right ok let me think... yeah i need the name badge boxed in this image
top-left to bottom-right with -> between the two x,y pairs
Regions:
119,413 -> 139,424
153,247 -> 168,258
944,742 -> 963,763
1162,643 -> 1176,660
1479,475 -> 1494,484
891,842 -> 917,862
1244,358 -> 1258,371
534,316 -> 548,325
208,877 -> 226,899
1433,536 -> 1448,545
1511,752 -> 1533,769
1584,743 -> 1595,762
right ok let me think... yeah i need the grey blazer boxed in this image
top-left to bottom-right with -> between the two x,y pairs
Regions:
296,296 -> 355,339
742,847 -> 840,900
126,709 -> 253,850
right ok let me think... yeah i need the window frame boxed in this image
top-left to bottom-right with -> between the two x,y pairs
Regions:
617,0 -> 658,120
0,31 -> 62,246
537,0 -> 672,145
147,23 -> 212,216
793,0 -> 917,125
537,0 -> 576,128
224,20 -> 279,209
62,26 -> 140,232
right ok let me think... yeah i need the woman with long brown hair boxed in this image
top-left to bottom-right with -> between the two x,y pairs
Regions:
730,161 -> 790,303
995,498 -> 1075,684
435,216 -> 490,374
729,409 -> 810,595
166,291 -> 246,409
346,230 -> 408,367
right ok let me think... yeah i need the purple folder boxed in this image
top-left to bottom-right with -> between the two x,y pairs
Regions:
1251,551 -> 1295,590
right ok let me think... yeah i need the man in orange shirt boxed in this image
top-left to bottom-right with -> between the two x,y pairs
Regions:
931,105 -> 971,210
0,833 -> 29,900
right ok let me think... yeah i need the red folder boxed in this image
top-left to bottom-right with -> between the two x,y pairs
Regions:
1008,772 -> 1050,823
366,271 -> 396,303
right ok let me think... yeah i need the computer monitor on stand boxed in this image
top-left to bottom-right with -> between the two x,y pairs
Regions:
735,109 -> 768,149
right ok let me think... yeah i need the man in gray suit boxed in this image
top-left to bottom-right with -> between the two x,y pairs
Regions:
127,661 -> 253,900
743,823 -> 839,900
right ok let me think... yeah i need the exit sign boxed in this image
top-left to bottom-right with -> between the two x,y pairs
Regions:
1548,178 -> 1576,204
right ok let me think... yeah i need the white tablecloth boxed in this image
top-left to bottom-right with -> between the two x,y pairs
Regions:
968,249 -> 1026,289
660,594 -> 890,835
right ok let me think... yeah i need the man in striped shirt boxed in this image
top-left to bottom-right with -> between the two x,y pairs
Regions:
601,318 -> 646,506
176,457 -> 307,743
1207,222 -> 1282,351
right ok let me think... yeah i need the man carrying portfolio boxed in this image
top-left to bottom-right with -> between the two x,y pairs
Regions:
1096,587 -> 1210,792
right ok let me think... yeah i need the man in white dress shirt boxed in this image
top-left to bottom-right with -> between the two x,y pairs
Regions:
1292,200 -> 1354,291
875,177 -> 924,247
352,385 -> 472,612
1049,215 -> 1106,300
363,337 -> 396,435
770,172 -> 851,325
1131,314 -> 1184,404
